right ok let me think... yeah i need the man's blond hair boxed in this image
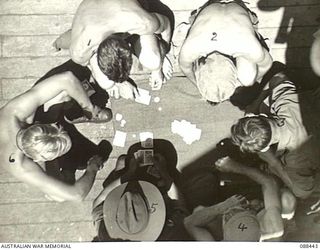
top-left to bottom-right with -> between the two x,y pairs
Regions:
19,124 -> 71,162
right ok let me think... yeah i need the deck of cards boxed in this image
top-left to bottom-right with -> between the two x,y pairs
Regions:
171,119 -> 202,145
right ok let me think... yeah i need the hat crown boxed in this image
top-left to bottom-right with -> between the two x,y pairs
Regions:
116,192 -> 149,234
103,180 -> 166,241
223,210 -> 261,241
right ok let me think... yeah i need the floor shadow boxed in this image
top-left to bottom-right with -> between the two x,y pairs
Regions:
179,138 -> 263,211
257,0 -> 320,89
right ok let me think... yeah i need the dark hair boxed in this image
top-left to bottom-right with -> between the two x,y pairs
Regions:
97,34 -> 133,83
231,116 -> 272,153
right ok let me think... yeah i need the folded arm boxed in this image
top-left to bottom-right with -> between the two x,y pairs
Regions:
10,71 -> 94,122
184,203 -> 223,241
215,157 -> 283,240
8,154 -> 102,202
258,151 -> 294,192
184,194 -> 246,241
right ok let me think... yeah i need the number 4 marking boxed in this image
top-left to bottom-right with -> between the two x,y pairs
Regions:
238,223 -> 248,231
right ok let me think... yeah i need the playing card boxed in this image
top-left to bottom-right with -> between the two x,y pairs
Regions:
139,149 -> 154,166
134,88 -> 151,105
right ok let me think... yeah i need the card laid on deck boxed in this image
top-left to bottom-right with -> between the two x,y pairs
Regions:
139,132 -> 154,148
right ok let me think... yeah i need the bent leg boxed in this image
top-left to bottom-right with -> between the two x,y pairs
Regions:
53,29 -> 72,51
280,188 -> 297,220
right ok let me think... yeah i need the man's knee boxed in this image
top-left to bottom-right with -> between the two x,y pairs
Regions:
139,50 -> 161,70
281,188 -> 297,219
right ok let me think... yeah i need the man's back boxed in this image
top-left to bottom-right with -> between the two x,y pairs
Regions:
70,0 -> 154,64
0,102 -> 35,182
188,2 -> 256,57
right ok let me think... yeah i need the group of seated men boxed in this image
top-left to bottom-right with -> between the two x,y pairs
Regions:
1,0 -> 320,242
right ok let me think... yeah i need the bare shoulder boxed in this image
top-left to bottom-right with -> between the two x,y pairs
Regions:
0,113 -> 28,174
0,144 -> 25,174
187,3 -> 256,56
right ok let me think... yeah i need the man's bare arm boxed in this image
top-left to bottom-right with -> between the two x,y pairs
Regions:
216,157 -> 281,210
152,13 -> 172,45
255,48 -> 273,82
9,71 -> 94,121
258,151 -> 294,192
179,39 -> 201,84
244,43 -> 272,84
215,157 -> 284,240
133,11 -> 172,45
184,195 -> 246,241
92,177 -> 121,209
236,57 -> 258,86
311,35 -> 320,77
8,154 -> 102,202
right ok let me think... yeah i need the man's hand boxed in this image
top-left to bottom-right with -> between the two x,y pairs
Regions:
149,56 -> 173,90
87,105 -> 113,122
87,155 -> 104,172
215,156 -> 242,173
107,82 -> 138,100
220,195 -> 248,211
307,199 -> 320,215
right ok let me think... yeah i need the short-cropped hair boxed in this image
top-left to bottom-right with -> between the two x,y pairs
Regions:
19,124 -> 71,162
97,34 -> 133,83
194,52 -> 240,103
231,116 -> 272,153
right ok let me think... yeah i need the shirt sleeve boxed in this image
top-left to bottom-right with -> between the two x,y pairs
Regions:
92,202 -> 104,232
270,81 -> 308,150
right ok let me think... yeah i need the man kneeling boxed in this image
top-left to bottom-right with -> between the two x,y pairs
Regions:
179,0 -> 272,104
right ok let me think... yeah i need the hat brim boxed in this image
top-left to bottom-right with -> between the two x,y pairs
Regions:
103,181 -> 166,241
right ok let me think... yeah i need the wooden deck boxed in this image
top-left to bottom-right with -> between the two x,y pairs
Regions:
0,0 -> 320,243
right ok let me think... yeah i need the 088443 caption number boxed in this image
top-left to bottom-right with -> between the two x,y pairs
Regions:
300,244 -> 318,248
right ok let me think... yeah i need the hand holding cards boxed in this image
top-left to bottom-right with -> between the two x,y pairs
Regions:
134,149 -> 154,167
